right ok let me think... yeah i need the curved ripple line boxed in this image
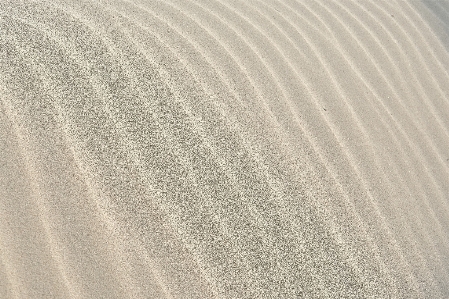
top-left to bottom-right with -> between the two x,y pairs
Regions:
375,0 -> 449,138
311,0 -> 449,271
5,6 -> 179,297
221,0 -> 398,291
1,89 -> 78,298
107,3 -> 292,296
124,0 -> 324,296
201,0 -> 400,292
305,1 -> 449,284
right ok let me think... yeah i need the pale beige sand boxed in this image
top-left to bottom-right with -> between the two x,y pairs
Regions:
1,0 -> 449,298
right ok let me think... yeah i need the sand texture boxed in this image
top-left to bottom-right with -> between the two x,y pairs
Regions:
1,0 -> 449,298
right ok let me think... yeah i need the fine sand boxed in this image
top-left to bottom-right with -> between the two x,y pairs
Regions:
1,0 -> 449,298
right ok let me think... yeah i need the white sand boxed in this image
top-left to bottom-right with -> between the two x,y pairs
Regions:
1,0 -> 449,298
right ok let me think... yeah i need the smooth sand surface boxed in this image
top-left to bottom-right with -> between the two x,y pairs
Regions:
1,0 -> 449,298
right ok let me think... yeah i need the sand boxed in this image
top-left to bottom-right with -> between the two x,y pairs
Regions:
1,0 -> 449,298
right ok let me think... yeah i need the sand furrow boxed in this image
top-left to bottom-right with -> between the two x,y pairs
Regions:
402,2 -> 449,89
1,4 -> 214,298
232,0 -> 413,291
342,1 -> 449,226
174,0 -> 424,296
342,1 -> 449,203
102,5 -> 281,295
306,0 -> 448,290
186,1 -> 406,296
276,4 -> 428,296
124,1 -> 390,296
360,1 -> 449,169
1,0 -> 449,298
0,96 -> 78,298
312,0 -> 449,271
375,1 -> 449,150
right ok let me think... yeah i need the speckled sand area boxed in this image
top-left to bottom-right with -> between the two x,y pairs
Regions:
1,0 -> 449,298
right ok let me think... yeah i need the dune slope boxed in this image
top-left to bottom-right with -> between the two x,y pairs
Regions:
1,0 -> 449,298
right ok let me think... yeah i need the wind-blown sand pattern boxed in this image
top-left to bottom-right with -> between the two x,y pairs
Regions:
1,0 -> 449,298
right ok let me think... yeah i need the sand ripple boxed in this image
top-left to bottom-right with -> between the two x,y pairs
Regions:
1,1 -> 449,298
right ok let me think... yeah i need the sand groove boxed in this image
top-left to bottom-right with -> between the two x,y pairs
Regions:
1,0 -> 449,298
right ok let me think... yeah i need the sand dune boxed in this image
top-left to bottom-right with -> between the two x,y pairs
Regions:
1,0 -> 449,298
